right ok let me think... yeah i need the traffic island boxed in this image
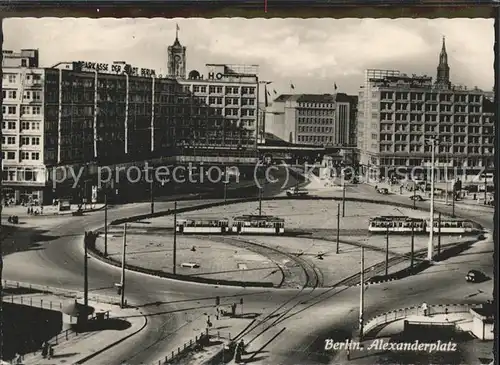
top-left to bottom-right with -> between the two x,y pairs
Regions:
92,227 -> 283,288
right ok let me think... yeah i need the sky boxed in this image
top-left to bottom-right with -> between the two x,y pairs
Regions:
3,18 -> 494,96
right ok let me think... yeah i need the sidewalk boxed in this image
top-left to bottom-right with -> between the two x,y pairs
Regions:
154,311 -> 254,365
1,203 -> 105,218
21,304 -> 145,365
363,181 -> 494,213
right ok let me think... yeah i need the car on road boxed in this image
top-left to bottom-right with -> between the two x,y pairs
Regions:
377,188 -> 389,195
410,194 -> 424,201
286,187 -> 309,197
465,269 -> 487,283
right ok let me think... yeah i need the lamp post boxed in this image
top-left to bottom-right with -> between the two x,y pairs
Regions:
359,246 -> 365,340
425,137 -> 440,261
104,188 -> 108,256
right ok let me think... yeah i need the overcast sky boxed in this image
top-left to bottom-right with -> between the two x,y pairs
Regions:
3,18 -> 494,96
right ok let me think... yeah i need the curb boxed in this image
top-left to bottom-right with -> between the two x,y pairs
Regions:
86,238 -> 274,288
353,238 -> 480,286
89,195 -> 484,289
74,309 -> 148,364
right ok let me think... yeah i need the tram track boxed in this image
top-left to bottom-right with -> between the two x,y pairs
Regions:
205,235 -> 323,289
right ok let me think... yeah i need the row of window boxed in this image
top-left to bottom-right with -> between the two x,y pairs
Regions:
297,110 -> 335,116
3,73 -> 42,84
191,85 -> 256,95
378,145 -> 487,154
298,118 -> 335,125
297,135 -> 334,143
2,168 -> 41,182
2,121 -> 41,130
298,126 -> 337,133
2,151 -> 41,161
2,90 -> 42,101
2,136 -> 41,145
378,91 -> 483,103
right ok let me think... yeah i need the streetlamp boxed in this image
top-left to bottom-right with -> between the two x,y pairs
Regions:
425,137 -> 440,261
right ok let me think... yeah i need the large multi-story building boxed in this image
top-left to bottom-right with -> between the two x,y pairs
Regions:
178,64 -> 259,149
1,32 -> 260,204
266,93 -> 357,147
2,49 -> 46,204
357,38 -> 495,179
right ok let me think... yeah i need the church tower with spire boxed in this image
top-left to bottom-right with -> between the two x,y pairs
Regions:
167,25 -> 186,78
435,36 -> 451,89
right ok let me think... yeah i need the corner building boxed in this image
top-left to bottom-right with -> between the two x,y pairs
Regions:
357,38 -> 494,180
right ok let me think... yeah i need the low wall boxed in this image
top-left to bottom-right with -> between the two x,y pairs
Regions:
85,233 -> 274,288
363,303 -> 479,337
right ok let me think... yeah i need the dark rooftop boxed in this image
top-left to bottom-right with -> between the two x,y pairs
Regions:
274,93 -> 357,104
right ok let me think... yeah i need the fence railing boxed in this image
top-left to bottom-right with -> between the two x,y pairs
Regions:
363,303 -> 478,336
2,279 -> 120,305
151,329 -> 232,365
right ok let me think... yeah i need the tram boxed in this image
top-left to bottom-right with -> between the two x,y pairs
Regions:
231,215 -> 285,235
176,217 -> 230,234
426,218 -> 478,234
368,216 -> 479,234
368,216 -> 426,233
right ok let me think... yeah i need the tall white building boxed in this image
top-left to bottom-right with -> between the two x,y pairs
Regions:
266,93 -> 357,146
2,49 -> 47,204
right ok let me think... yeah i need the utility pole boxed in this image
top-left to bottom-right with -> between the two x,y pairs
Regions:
342,175 -> 346,218
427,138 -> 438,261
445,152 -> 449,205
150,177 -> 155,215
452,181 -> 456,218
410,222 -> 415,271
385,226 -> 389,277
359,246 -> 365,341
173,201 -> 177,275
120,224 -> 127,308
413,186 -> 416,210
223,166 -> 227,203
483,165 -> 487,204
336,203 -> 340,254
84,232 -> 89,308
437,212 -> 441,256
104,190 -> 108,256
259,184 -> 263,214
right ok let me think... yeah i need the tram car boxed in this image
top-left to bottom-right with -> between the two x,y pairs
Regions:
176,217 -> 230,234
426,218 -> 478,234
231,215 -> 285,235
175,215 -> 285,235
368,216 -> 479,234
368,216 -> 426,233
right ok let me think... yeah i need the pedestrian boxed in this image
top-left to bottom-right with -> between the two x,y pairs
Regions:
40,206 -> 44,215
48,344 -> 54,359
421,302 -> 428,317
41,341 -> 48,358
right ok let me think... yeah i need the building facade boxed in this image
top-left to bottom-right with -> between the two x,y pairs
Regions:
179,64 -> 259,149
2,49 -> 46,204
2,41 -> 259,203
357,39 -> 494,179
267,93 -> 357,147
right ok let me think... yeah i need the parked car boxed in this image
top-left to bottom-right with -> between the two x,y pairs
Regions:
410,194 -> 424,201
377,188 -> 389,195
465,269 -> 487,283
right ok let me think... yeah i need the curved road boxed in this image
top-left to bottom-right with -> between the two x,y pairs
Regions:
2,179 -> 494,364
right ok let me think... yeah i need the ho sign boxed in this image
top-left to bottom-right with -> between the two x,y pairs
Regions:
207,72 -> 224,80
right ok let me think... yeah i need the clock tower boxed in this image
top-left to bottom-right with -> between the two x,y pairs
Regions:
167,25 -> 186,78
